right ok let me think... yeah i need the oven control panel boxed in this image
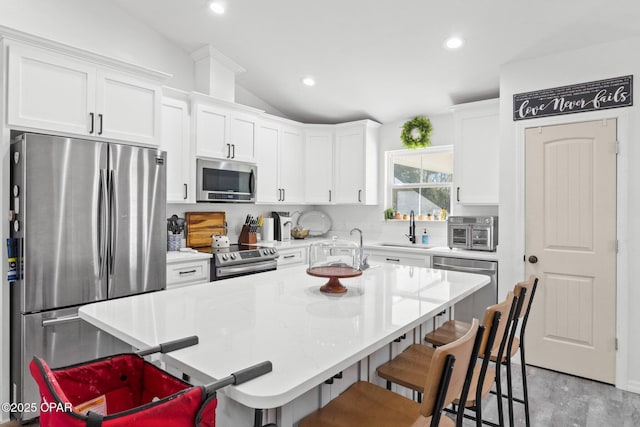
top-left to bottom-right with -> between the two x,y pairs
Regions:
215,247 -> 278,266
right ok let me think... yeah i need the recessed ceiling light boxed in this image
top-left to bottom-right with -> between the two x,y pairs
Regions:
302,77 -> 316,87
208,1 -> 225,14
444,36 -> 465,50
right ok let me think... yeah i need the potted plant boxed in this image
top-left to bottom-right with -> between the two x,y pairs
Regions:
384,208 -> 395,221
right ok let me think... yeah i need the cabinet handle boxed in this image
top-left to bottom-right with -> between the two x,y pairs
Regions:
226,143 -> 231,158
283,255 -> 295,259
358,189 -> 362,203
282,188 -> 285,201
277,189 -> 282,201
231,144 -> 235,159
386,258 -> 400,262
184,184 -> 188,200
457,187 -> 460,202
329,190 -> 332,202
98,114 -> 103,135
89,112 -> 95,134
179,269 -> 197,275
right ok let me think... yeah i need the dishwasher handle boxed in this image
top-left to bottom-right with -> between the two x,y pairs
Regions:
432,263 -> 496,275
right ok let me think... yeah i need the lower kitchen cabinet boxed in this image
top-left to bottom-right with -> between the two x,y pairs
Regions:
166,252 -> 212,288
365,249 -> 430,267
277,246 -> 308,269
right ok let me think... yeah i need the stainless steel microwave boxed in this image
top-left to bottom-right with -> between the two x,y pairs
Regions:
447,216 -> 498,251
196,158 -> 256,202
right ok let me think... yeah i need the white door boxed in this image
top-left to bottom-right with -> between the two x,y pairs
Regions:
305,129 -> 334,204
279,126 -> 305,204
161,97 -> 193,203
255,121 -> 281,203
7,42 -> 96,135
334,126 -> 365,204
525,118 -> 617,383
195,103 -> 229,159
96,70 -> 161,146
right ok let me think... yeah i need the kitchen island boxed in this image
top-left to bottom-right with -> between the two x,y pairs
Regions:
79,263 -> 489,426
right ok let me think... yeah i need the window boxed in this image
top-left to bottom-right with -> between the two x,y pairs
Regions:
386,146 -> 453,218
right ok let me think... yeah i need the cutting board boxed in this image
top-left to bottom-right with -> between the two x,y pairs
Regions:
186,212 -> 227,248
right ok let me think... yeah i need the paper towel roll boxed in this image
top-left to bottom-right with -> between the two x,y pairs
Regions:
262,218 -> 274,242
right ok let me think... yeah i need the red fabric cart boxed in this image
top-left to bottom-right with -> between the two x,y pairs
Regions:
30,336 -> 272,427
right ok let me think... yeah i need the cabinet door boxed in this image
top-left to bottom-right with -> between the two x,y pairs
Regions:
194,103 -> 229,159
161,97 -> 193,203
96,69 -> 161,146
279,126 -> 305,203
454,100 -> 499,204
7,42 -> 96,135
255,121 -> 281,203
230,112 -> 256,162
305,129 -> 334,204
334,126 -> 365,203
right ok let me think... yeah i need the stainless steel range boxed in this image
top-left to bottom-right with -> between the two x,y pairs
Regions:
199,244 -> 279,281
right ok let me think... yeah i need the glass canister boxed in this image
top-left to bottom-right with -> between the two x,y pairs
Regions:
307,237 -> 362,293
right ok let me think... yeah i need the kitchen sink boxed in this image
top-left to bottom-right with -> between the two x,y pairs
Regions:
373,242 -> 435,249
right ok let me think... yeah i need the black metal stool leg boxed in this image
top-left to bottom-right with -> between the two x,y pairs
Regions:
495,361 -> 505,427
520,344 -> 531,427
505,358 -> 515,427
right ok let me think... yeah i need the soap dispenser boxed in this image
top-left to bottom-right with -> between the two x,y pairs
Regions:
422,229 -> 429,245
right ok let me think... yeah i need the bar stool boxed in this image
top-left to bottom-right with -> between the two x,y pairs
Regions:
299,319 -> 483,427
378,293 -> 518,427
425,275 -> 538,427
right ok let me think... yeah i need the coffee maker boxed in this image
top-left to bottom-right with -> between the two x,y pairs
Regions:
272,211 -> 292,242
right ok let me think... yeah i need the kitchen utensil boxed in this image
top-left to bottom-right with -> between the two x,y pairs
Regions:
212,235 -> 230,248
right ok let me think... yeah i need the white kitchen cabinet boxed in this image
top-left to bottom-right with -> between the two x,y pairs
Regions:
304,126 -> 334,204
160,92 -> 194,203
277,246 -> 308,269
166,252 -> 212,288
452,98 -> 499,205
333,120 -> 380,205
193,95 -> 259,163
6,41 -> 163,146
255,117 -> 305,204
365,248 -> 429,267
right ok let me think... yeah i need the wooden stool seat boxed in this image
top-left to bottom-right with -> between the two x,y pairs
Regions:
299,381 -> 454,427
425,320 -> 472,347
377,344 -> 436,392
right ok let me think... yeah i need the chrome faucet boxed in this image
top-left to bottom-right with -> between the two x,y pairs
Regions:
350,227 -> 370,270
406,210 -> 416,244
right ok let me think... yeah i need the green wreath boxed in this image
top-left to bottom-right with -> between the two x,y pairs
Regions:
401,116 -> 432,149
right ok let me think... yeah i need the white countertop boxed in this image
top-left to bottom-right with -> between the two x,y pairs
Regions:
166,250 -> 213,263
79,264 -> 489,409
363,243 -> 499,261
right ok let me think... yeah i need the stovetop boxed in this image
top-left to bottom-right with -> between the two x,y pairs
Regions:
195,244 -> 279,266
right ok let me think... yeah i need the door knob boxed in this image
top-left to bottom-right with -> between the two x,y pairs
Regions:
528,255 -> 538,264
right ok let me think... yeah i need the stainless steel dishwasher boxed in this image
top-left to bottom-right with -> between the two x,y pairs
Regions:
431,256 -> 498,322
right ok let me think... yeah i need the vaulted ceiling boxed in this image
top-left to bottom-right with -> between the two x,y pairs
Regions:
113,0 -> 640,124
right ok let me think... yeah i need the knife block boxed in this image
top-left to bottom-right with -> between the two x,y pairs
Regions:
238,225 -> 257,245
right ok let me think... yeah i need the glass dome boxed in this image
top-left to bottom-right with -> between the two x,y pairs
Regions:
307,237 -> 362,293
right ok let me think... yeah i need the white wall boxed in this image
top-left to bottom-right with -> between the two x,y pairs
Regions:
0,0 -> 195,90
499,36 -> 640,392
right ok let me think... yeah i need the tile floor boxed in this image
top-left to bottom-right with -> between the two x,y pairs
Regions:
2,364 -> 640,427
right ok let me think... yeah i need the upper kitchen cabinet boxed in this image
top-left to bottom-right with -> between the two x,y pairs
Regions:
5,39 -> 166,146
452,98 -> 499,205
304,126 -> 334,204
333,120 -> 380,205
193,94 -> 260,163
255,117 -> 305,204
160,89 -> 194,203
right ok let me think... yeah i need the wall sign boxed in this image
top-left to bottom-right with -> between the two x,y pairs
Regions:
513,75 -> 633,121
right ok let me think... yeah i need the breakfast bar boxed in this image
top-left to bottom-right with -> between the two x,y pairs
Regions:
79,263 -> 489,426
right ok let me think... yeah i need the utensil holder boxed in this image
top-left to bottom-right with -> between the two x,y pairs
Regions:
167,234 -> 181,251
238,225 -> 257,245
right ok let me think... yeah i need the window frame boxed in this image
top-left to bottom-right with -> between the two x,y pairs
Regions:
385,145 -> 454,215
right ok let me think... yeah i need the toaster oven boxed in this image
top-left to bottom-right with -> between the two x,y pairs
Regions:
447,216 -> 498,251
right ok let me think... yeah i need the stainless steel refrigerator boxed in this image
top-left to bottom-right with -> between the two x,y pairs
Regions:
9,133 -> 166,421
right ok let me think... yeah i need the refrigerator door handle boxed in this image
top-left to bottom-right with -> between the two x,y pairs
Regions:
42,314 -> 81,327
109,169 -> 116,276
98,169 -> 108,278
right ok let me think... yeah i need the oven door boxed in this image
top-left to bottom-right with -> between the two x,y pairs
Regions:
448,225 -> 470,249
214,259 -> 278,280
469,225 -> 494,251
